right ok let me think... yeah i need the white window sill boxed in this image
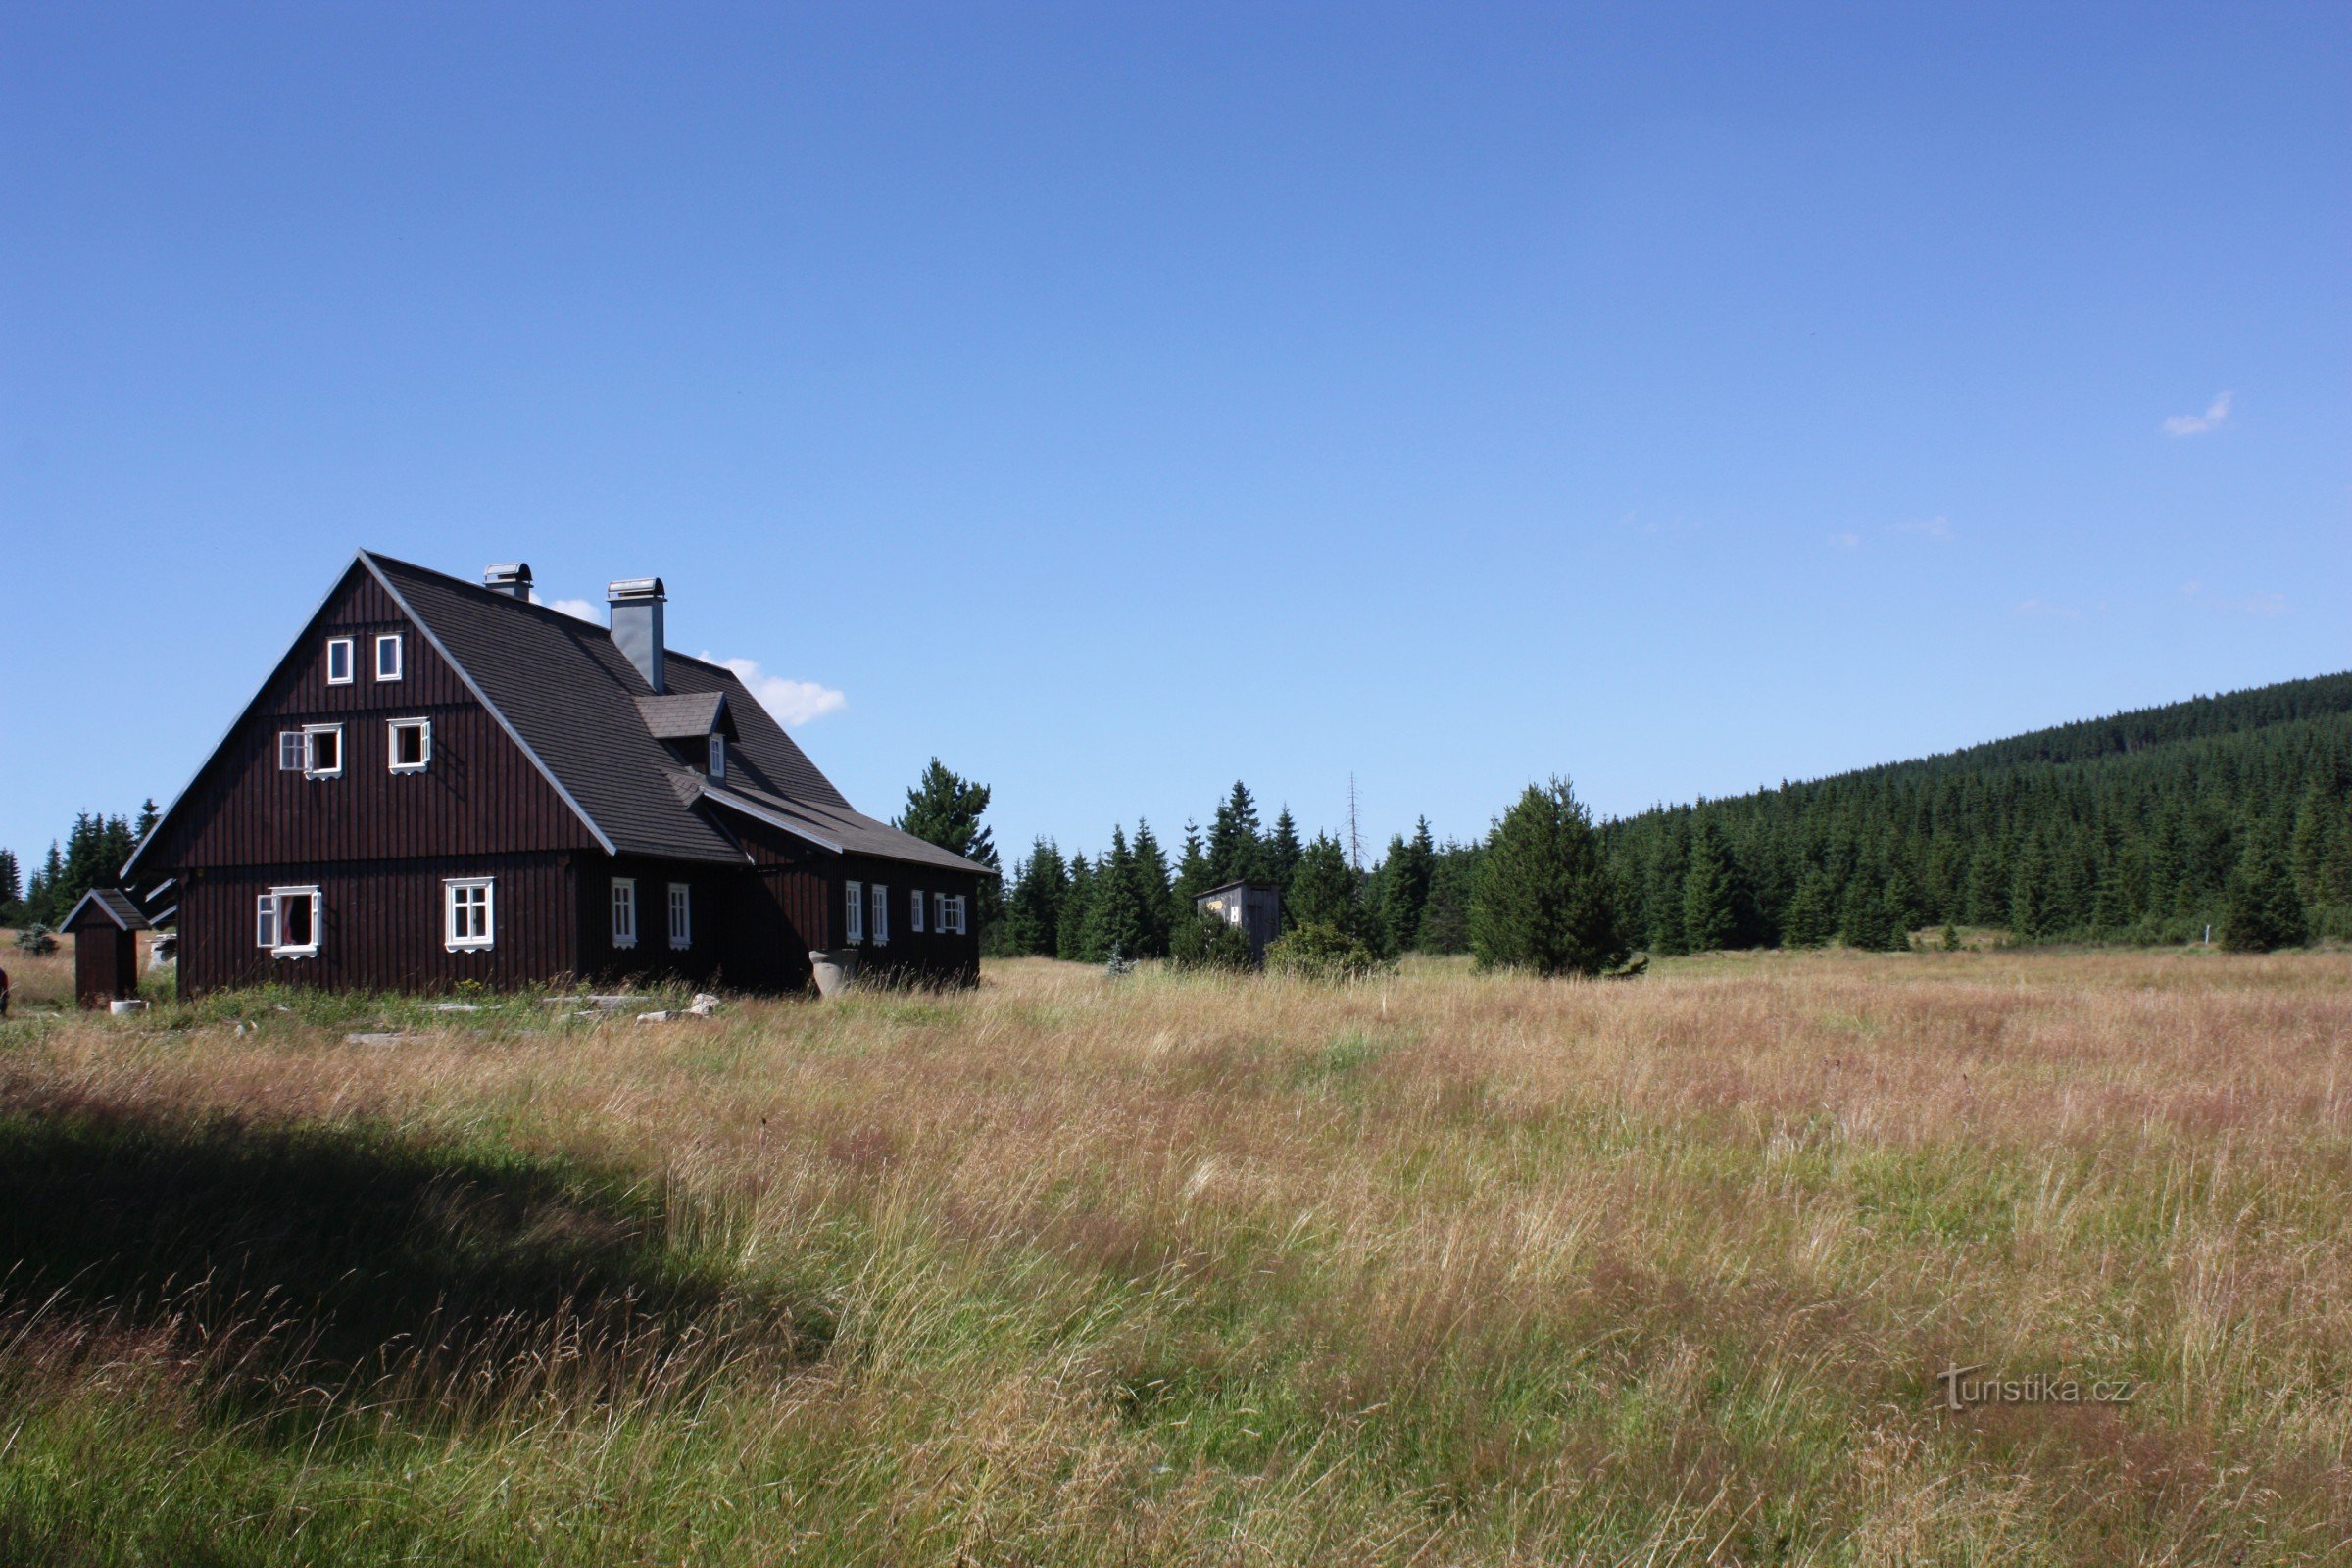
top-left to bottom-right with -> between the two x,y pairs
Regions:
270,949 -> 318,960
446,942 -> 493,953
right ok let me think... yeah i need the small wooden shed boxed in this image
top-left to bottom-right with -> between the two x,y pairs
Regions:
62,889 -> 150,1009
1197,879 -> 1282,963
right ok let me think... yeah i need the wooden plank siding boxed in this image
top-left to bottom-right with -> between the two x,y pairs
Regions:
169,572 -> 598,869
179,853 -> 577,995
834,852 -> 984,987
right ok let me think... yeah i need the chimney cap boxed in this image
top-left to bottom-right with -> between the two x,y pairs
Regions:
483,562 -> 532,585
608,576 -> 665,602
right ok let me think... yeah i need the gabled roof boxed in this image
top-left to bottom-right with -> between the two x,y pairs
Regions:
128,550 -> 996,879
62,888 -> 151,931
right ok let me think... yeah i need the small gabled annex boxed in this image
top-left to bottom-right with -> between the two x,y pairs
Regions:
124,552 -> 994,997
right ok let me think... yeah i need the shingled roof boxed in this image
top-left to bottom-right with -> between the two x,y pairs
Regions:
363,552 -> 993,874
124,551 -> 996,879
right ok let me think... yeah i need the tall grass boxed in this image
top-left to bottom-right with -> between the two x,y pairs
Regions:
1,949 -> 2346,1564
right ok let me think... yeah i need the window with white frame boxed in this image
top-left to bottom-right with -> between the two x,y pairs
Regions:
278,731 -> 305,770
374,633 -> 404,681
668,882 -> 692,949
257,886 -> 321,956
445,878 -> 494,950
325,637 -> 355,684
708,733 -> 725,779
870,883 -> 889,946
845,880 -> 864,942
302,724 -> 344,778
910,888 -> 925,933
388,718 -> 431,772
946,894 -> 967,935
933,892 -> 948,934
611,877 -> 638,949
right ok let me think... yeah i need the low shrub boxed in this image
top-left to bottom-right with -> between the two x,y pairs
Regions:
1169,908 -> 1255,972
1266,921 -> 1388,982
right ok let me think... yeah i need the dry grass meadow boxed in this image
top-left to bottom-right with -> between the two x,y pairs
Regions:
0,943 -> 2346,1565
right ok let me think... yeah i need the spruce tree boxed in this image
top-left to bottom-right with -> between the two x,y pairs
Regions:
1206,783 -> 1264,885
2220,839 -> 2308,952
895,759 -> 1002,927
134,797 -> 160,843
1129,821 -> 1177,956
25,842 -> 64,927
1173,821 -> 1212,905
1007,839 -> 1068,956
2008,840 -> 2052,943
1680,822 -> 1737,952
1469,779 -> 1626,976
1782,869 -> 1836,948
1057,855 -> 1098,961
1418,844 -> 1479,954
0,848 -> 20,925
1287,833 -> 1360,935
1381,818 -> 1435,954
1264,808 -> 1303,894
1645,832 -> 1690,956
1086,827 -> 1152,960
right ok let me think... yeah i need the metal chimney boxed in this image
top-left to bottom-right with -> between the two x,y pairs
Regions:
483,563 -> 533,600
608,577 -> 666,693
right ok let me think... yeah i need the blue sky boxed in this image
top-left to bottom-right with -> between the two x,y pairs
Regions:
4,3 -> 2346,873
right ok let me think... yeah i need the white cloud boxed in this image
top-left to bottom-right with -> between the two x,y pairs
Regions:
2163,391 -> 2232,437
710,655 -> 847,726
1891,514 -> 1951,540
2011,598 -> 2082,620
547,597 -> 599,621
1832,531 -> 1861,549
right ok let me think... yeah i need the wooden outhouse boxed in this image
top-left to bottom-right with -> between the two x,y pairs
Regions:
1196,879 -> 1282,962
61,888 -> 150,1008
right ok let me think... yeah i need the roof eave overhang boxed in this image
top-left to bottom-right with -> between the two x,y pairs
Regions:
697,783 -> 847,855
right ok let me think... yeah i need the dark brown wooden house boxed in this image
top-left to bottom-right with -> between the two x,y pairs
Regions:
122,553 -> 995,997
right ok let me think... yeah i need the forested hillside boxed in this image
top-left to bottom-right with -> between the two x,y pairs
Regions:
1605,673 -> 2352,951
998,672 -> 2352,959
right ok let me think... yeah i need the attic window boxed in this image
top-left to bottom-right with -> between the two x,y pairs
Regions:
709,733 -> 726,779
326,638 -> 355,685
374,633 -> 404,681
388,718 -> 431,772
301,724 -> 343,778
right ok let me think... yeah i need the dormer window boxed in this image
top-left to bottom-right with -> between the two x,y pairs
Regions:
709,733 -> 725,779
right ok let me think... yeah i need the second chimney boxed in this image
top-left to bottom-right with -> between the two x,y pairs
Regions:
483,563 -> 533,600
608,577 -> 666,693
